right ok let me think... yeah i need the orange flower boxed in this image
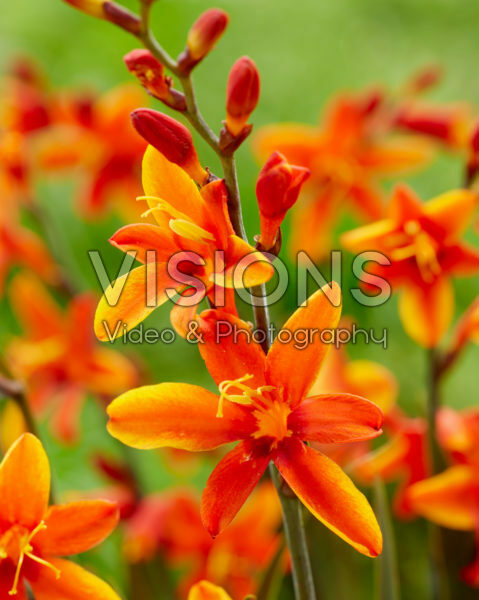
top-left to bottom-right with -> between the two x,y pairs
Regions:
341,184 -> 479,347
406,462 -> 479,585
94,146 -> 273,340
188,581 -> 233,600
310,342 -> 397,466
0,433 -> 120,598
107,282 -> 383,557
34,84 -> 146,220
353,411 -> 430,518
253,88 -> 432,259
0,213 -> 59,296
123,484 -> 281,599
7,274 -> 137,443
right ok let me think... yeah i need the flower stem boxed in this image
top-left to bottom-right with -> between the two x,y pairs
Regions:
270,464 -> 317,600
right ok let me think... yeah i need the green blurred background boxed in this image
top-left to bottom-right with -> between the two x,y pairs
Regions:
1,0 -> 479,598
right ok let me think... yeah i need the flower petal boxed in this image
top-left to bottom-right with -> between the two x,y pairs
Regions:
9,273 -> 64,339
94,263 -> 176,341
406,465 -> 477,530
107,383 -> 254,450
0,433 -> 50,528
222,235 -> 274,288
266,282 -> 342,407
252,124 -> 320,168
197,309 -> 266,388
289,394 -> 383,444
188,581 -> 233,600
274,437 -> 382,557
398,277 -> 454,348
28,558 -> 121,600
201,440 -> 271,537
34,501 -> 119,556
425,190 -> 478,241
109,223 -> 177,264
142,145 -> 208,227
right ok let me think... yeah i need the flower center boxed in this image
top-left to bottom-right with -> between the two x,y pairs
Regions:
217,374 -> 292,446
0,521 -> 61,596
391,219 -> 442,283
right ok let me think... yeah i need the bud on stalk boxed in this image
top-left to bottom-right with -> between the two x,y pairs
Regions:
178,8 -> 229,74
62,0 -> 141,35
256,151 -> 310,250
131,109 -> 208,184
225,56 -> 260,137
124,50 -> 186,111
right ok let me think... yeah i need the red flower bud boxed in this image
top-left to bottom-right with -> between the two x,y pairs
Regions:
225,57 -> 260,137
187,8 -> 229,61
131,109 -> 208,184
256,151 -> 310,250
124,50 -> 186,111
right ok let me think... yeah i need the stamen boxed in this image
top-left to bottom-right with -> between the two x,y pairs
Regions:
169,219 -> 215,243
8,521 -> 60,596
392,220 -> 442,283
216,375 -> 275,417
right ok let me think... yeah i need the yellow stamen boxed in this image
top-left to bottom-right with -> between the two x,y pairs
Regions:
391,220 -> 442,283
217,374 -> 275,418
169,219 -> 215,243
6,521 -> 61,596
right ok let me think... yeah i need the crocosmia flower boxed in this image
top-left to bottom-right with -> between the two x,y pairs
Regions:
94,145 -> 273,340
341,184 -> 479,347
7,274 -> 137,443
254,89 -> 432,259
0,433 -> 120,599
107,282 -> 383,557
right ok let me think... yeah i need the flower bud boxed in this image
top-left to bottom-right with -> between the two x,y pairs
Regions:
131,109 -> 208,184
188,9 -> 229,61
124,50 -> 186,111
177,9 -> 229,73
62,0 -> 105,18
256,151 -> 310,250
226,56 -> 260,137
62,0 -> 141,35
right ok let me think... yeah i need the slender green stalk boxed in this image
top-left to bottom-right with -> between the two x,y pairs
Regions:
270,465 -> 317,600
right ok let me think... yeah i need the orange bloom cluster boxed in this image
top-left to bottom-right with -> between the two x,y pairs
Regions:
254,86 -> 434,260
6,274 -> 137,443
123,484 -> 282,598
94,123 -> 279,340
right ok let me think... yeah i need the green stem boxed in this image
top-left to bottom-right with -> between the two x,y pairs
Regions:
270,464 -> 317,600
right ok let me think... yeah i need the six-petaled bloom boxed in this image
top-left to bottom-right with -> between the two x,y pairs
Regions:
94,144 -> 274,340
0,434 -> 120,598
341,183 -> 479,347
107,282 -> 383,557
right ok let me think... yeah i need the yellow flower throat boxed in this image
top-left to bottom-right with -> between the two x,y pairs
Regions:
217,374 -> 292,446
